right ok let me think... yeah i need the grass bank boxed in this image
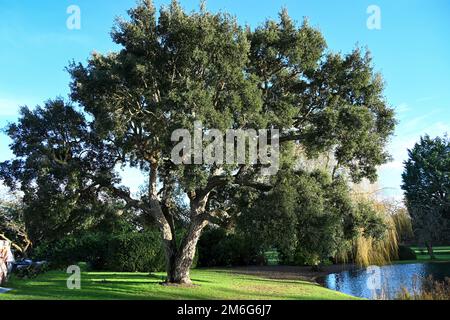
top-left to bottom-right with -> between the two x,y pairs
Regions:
0,268 -> 358,300
411,246 -> 450,261
395,246 -> 450,264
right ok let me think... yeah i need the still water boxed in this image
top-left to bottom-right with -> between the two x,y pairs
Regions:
323,262 -> 450,299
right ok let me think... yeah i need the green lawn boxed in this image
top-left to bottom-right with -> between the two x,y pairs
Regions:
394,246 -> 450,265
411,246 -> 450,261
0,268 -> 357,300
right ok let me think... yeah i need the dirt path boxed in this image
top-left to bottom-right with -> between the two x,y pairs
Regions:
229,264 -> 357,283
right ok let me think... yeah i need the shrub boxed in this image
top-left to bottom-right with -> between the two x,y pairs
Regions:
106,232 -> 165,272
33,231 -> 165,272
81,233 -> 110,270
33,233 -> 109,269
397,245 -> 417,260
197,228 -> 265,267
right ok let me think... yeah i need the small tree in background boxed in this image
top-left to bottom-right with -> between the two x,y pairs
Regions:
0,193 -> 31,257
402,135 -> 450,259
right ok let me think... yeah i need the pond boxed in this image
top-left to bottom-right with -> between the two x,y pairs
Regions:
323,262 -> 450,299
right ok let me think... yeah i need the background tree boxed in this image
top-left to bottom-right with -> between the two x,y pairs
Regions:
0,193 -> 31,256
0,100 -> 125,244
1,1 -> 395,284
401,135 -> 450,259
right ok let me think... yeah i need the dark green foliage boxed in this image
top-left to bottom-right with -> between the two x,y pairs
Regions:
197,228 -> 265,267
352,200 -> 388,241
33,231 -> 166,272
0,1 -> 396,279
238,169 -> 357,266
33,233 -> 109,270
246,11 -> 395,183
0,100 -> 125,244
106,232 -> 165,272
237,169 -> 391,266
397,245 -> 417,261
402,135 -> 450,251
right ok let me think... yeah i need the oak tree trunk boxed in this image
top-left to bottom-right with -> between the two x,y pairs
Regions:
166,217 -> 209,284
426,242 -> 436,260
149,161 -> 211,285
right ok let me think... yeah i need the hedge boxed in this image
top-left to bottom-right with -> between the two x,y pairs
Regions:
33,231 -> 166,272
197,227 -> 266,267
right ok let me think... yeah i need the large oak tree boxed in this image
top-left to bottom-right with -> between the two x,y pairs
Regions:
1,0 -> 395,284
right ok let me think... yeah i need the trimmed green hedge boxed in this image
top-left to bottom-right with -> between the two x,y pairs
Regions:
197,228 -> 266,267
35,227 -> 265,271
397,245 -> 417,260
33,231 -> 166,272
106,232 -> 165,272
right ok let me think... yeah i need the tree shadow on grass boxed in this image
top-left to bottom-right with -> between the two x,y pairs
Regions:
1,269 -> 357,300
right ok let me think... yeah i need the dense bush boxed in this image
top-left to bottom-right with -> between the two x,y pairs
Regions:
33,231 -> 165,272
397,245 -> 417,261
238,170 -> 358,267
106,232 -> 165,272
197,228 -> 265,267
33,233 -> 109,269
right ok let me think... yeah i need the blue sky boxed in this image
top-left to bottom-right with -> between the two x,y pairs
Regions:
0,0 -> 449,198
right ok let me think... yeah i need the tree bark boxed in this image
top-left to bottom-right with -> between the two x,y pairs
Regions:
426,242 -> 436,260
167,216 -> 208,284
145,161 -> 213,284
165,194 -> 210,285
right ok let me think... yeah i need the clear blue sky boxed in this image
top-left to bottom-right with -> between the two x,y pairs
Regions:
1,0 -> 449,198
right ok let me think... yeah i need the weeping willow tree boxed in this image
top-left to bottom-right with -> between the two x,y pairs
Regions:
347,195 -> 399,267
386,200 -> 413,243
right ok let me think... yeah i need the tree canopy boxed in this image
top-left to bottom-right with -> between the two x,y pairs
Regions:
402,135 -> 450,257
0,0 -> 395,283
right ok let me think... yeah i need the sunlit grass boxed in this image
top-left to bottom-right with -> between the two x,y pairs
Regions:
0,268 -> 358,300
393,246 -> 450,264
411,246 -> 450,261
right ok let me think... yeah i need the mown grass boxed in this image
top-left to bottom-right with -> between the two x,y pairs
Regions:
411,246 -> 450,261
395,246 -> 450,264
0,268 -> 358,300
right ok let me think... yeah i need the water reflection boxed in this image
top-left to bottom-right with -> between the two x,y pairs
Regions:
323,262 -> 450,299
